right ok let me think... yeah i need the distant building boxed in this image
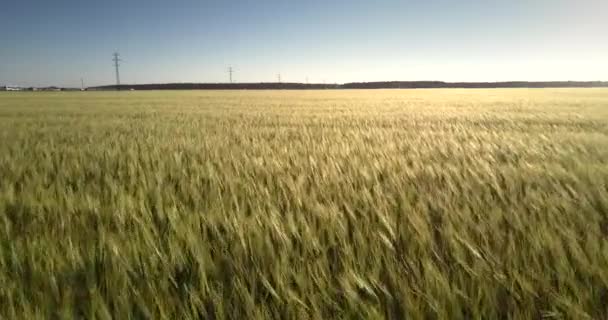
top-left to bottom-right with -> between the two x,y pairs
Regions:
6,86 -> 22,91
39,87 -> 61,91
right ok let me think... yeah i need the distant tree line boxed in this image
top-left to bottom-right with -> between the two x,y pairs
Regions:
89,83 -> 340,91
89,81 -> 608,91
341,81 -> 608,89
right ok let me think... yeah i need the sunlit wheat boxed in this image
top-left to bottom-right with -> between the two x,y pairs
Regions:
0,89 -> 607,319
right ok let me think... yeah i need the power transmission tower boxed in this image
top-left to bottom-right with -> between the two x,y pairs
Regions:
112,52 -> 121,89
228,67 -> 234,83
277,74 -> 281,83
306,77 -> 309,84
81,78 -> 84,91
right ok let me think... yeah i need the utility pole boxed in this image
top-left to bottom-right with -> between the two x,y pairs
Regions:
228,66 -> 234,83
112,52 -> 121,90
80,78 -> 85,91
277,73 -> 281,83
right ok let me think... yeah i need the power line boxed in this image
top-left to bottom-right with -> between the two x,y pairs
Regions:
112,52 -> 121,89
228,66 -> 234,83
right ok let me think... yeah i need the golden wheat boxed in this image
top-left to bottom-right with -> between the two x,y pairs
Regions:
0,89 -> 607,319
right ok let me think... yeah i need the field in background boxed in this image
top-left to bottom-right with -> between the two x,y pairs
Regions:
1,89 -> 607,319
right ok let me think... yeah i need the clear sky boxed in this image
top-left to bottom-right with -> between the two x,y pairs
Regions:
1,0 -> 606,87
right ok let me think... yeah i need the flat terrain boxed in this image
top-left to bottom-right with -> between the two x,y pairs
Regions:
1,89 -> 607,319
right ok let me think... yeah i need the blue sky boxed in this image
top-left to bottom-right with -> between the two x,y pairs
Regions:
1,0 -> 606,87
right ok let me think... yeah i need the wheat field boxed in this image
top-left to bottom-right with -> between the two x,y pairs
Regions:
0,89 -> 607,319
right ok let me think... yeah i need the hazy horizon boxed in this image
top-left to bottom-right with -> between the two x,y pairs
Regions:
1,0 -> 606,87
